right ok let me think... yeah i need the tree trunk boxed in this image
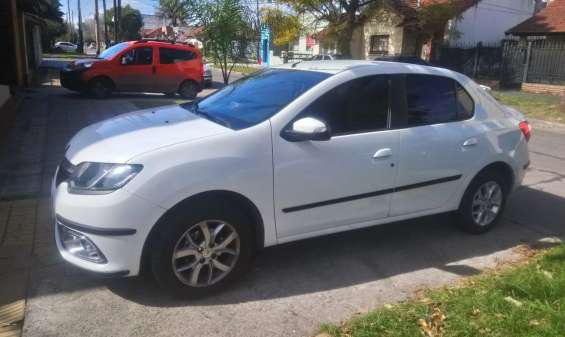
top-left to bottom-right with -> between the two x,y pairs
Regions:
94,0 -> 100,55
102,0 -> 109,47
77,0 -> 84,53
113,0 -> 118,43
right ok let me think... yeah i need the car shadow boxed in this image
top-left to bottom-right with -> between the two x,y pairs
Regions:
97,185 -> 563,307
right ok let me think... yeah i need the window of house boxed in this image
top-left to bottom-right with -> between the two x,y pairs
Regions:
121,47 -> 153,65
370,35 -> 390,55
405,74 -> 457,126
301,75 -> 390,135
159,48 -> 196,64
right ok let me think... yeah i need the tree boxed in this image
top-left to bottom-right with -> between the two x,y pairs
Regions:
197,0 -> 253,84
261,8 -> 302,47
94,0 -> 101,54
21,0 -> 67,51
158,0 -> 191,26
104,4 -> 143,41
282,0 -> 392,57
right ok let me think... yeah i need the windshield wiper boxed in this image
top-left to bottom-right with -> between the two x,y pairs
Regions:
190,103 -> 231,128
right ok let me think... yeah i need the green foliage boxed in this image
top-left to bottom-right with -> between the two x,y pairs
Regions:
197,0 -> 253,84
22,0 -> 67,51
104,4 -> 143,41
261,8 -> 302,47
158,0 -> 192,26
321,244 -> 565,337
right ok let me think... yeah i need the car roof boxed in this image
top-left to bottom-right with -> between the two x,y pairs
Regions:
129,40 -> 198,50
273,60 -> 466,81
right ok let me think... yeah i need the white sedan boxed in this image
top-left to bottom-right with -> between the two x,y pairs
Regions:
52,60 -> 530,297
54,41 -> 78,53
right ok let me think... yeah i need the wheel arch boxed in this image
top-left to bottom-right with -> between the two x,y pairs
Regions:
88,75 -> 116,90
140,189 -> 265,274
459,160 -> 515,209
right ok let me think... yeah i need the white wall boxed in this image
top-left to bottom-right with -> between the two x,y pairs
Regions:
448,0 -> 536,46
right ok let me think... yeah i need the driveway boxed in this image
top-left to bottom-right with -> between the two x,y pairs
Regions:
0,83 -> 563,337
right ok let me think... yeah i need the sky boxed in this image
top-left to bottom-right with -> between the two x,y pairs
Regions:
62,0 -> 159,22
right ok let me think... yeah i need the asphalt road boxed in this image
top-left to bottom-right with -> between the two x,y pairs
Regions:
20,88 -> 565,337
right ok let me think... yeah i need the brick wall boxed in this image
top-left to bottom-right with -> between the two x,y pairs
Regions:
522,83 -> 565,96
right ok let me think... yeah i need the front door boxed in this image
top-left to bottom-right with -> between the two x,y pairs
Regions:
115,46 -> 156,92
274,75 -> 399,239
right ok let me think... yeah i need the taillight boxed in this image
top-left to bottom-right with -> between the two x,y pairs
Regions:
519,121 -> 531,142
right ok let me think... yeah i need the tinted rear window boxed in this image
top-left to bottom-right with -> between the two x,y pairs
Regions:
159,48 -> 196,64
405,74 -> 457,126
183,69 -> 331,130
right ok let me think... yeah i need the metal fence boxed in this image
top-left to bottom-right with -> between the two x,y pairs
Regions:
432,39 -> 565,86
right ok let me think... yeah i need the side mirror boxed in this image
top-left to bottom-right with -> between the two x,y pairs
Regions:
281,117 -> 331,142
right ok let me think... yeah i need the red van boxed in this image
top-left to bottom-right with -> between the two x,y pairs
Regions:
60,40 -> 204,99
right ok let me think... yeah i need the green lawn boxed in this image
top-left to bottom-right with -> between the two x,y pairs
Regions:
491,90 -> 565,124
320,244 -> 565,337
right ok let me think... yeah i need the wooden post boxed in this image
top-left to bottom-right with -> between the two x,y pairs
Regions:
522,41 -> 532,84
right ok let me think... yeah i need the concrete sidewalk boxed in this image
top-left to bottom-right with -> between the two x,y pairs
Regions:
0,85 -> 564,337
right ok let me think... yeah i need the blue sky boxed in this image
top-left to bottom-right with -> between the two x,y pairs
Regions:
62,0 -> 159,22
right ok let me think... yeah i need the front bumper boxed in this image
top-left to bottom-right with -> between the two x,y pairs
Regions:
60,69 -> 87,91
52,166 -> 167,276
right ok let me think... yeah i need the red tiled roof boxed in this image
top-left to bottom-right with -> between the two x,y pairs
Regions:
507,0 -> 565,34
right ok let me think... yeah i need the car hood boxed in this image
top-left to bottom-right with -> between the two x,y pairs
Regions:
66,104 -> 230,164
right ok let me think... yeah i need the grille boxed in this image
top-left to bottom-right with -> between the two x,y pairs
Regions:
55,158 -> 75,186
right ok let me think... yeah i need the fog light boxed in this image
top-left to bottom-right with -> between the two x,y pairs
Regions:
58,224 -> 107,263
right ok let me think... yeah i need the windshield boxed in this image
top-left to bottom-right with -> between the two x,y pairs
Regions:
99,42 -> 129,60
183,69 -> 331,130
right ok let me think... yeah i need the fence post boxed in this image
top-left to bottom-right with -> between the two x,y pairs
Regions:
522,41 -> 532,84
472,42 -> 481,78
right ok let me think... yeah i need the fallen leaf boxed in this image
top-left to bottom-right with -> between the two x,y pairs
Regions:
529,319 -> 541,326
542,270 -> 553,279
504,296 -> 523,307
383,304 -> 393,309
471,308 -> 481,316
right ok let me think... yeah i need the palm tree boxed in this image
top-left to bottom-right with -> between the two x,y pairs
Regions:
102,0 -> 109,46
94,0 -> 101,54
158,0 -> 189,26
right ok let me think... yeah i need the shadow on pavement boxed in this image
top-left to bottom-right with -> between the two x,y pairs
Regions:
89,185 -> 564,307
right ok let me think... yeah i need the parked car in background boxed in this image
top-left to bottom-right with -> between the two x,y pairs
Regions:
54,41 -> 78,53
60,40 -> 205,99
203,63 -> 212,87
374,55 -> 431,65
53,60 -> 530,297
309,54 -> 345,61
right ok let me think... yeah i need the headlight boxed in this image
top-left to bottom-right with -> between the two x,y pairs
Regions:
82,62 -> 93,68
68,162 -> 142,194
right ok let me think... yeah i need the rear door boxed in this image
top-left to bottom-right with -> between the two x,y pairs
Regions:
114,46 -> 156,92
390,74 -> 481,216
156,47 -> 200,93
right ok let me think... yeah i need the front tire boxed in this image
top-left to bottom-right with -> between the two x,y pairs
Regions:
87,77 -> 113,98
457,171 -> 509,234
150,202 -> 254,297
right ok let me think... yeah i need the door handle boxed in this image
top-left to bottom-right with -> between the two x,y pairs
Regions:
372,148 -> 392,159
462,138 -> 478,147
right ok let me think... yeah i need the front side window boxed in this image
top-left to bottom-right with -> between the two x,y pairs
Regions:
405,74 -> 457,126
120,47 -> 153,65
182,69 -> 331,130
301,75 -> 389,135
159,48 -> 196,64
370,35 -> 389,55
99,42 -> 129,60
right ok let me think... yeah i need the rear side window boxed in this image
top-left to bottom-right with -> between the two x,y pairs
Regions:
456,84 -> 474,120
159,48 -> 196,64
302,75 -> 389,135
405,74 -> 457,126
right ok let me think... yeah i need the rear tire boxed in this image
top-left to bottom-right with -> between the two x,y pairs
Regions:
150,200 -> 254,298
178,80 -> 199,99
88,77 -> 113,98
456,171 -> 509,234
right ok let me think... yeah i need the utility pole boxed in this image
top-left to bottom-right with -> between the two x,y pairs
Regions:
77,0 -> 84,53
94,0 -> 101,55
102,0 -> 109,47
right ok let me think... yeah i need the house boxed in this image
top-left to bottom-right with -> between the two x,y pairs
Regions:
446,0 -> 537,46
349,0 -> 490,60
506,0 -> 565,40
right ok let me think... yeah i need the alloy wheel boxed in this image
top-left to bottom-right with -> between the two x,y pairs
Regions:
172,220 -> 240,287
471,181 -> 502,227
